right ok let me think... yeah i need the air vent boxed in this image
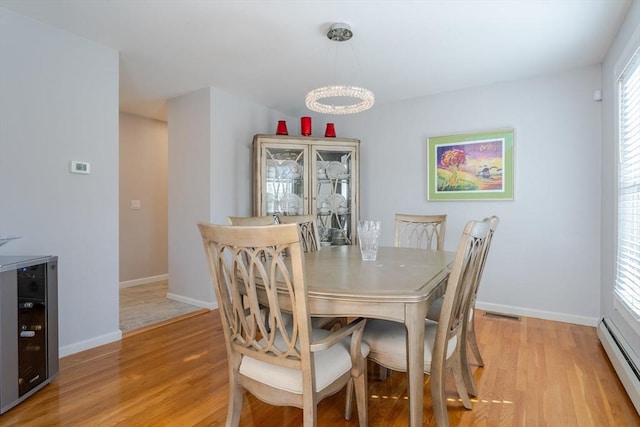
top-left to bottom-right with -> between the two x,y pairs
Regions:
483,311 -> 521,321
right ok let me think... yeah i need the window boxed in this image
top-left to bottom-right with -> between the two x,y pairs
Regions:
616,46 -> 640,323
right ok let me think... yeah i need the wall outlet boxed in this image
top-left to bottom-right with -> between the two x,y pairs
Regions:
70,161 -> 90,174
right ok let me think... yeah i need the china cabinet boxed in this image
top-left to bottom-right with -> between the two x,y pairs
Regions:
252,134 -> 359,246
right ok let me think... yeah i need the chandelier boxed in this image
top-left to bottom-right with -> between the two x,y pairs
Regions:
305,23 -> 375,115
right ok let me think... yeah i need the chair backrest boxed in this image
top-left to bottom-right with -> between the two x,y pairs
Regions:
467,215 -> 500,303
226,215 -> 277,226
197,223 -> 313,373
480,215 -> 499,273
277,214 -> 321,252
433,220 -> 490,366
394,213 -> 447,250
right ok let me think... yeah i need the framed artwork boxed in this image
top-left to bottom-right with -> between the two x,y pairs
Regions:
427,129 -> 514,200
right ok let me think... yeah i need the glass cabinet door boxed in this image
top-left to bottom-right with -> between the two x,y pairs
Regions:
313,147 -> 357,246
253,134 -> 359,245
261,144 -> 308,216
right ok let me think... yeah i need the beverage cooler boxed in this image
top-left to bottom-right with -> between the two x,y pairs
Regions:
0,256 -> 58,414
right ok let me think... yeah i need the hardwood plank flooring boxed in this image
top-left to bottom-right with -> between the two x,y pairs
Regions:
1,310 -> 638,426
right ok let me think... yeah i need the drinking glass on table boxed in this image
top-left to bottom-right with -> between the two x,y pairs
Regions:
357,220 -> 381,261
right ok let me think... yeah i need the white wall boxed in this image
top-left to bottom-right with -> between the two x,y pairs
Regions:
0,8 -> 120,355
119,113 -> 168,284
334,65 -> 603,326
167,89 -> 214,307
209,87 -> 295,222
601,0 -> 640,351
166,87 -> 291,309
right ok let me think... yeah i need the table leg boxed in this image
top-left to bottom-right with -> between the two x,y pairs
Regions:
405,302 -> 427,427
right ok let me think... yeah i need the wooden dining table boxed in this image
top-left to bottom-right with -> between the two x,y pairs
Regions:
301,244 -> 455,427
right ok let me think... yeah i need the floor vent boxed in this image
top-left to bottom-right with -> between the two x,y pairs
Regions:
483,311 -> 521,321
598,318 -> 640,415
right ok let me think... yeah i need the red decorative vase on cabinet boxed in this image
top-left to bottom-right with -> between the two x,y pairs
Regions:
276,120 -> 288,135
301,116 -> 312,136
324,123 -> 336,138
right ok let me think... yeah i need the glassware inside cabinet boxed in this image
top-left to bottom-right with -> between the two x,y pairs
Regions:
253,134 -> 359,244
264,147 -> 305,216
315,149 -> 353,246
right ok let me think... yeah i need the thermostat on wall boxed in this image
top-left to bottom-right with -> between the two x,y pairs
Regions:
70,161 -> 90,174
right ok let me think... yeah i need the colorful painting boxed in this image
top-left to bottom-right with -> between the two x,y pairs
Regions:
428,129 -> 514,200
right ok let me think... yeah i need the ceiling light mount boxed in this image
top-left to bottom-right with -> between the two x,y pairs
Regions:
305,22 -> 374,115
327,23 -> 353,42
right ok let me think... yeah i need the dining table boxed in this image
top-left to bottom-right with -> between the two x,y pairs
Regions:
301,244 -> 455,427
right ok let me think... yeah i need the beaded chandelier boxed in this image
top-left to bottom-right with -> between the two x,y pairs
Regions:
305,23 -> 374,115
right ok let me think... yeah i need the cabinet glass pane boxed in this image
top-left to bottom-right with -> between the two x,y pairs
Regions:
264,147 -> 305,215
315,149 -> 354,245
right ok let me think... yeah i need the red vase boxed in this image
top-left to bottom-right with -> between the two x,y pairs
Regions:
324,123 -> 336,138
301,116 -> 312,136
276,120 -> 288,135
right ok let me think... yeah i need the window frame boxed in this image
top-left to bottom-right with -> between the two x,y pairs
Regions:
615,38 -> 640,337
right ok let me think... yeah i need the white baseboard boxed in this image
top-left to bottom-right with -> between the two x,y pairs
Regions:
119,274 -> 168,289
59,330 -> 122,357
167,292 -> 217,310
476,301 -> 598,327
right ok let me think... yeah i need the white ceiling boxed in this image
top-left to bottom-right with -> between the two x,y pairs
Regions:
2,0 -> 631,121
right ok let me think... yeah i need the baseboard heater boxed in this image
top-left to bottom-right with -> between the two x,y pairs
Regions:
597,317 -> 640,415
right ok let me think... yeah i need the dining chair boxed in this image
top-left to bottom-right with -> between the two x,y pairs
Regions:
425,216 -> 499,394
276,214 -> 321,252
227,215 -> 277,226
277,214 -> 347,331
359,220 -> 491,427
228,214 -> 326,325
377,213 -> 448,379
394,213 -> 447,250
454,215 -> 499,396
464,216 -> 499,364
197,223 -> 369,427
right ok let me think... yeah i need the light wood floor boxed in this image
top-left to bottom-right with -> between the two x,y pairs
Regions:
1,310 -> 638,426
